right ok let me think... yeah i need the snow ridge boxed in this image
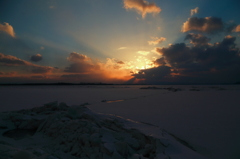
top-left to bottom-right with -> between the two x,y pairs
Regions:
0,101 -> 206,159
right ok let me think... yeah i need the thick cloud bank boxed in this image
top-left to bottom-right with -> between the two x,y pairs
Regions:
132,35 -> 240,84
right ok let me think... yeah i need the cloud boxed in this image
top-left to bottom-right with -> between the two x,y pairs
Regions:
190,7 -> 199,16
156,43 -> 192,68
117,61 -> 125,64
0,22 -> 15,37
126,35 -> 240,84
67,52 -> 91,62
185,33 -> 211,46
137,51 -> 150,55
154,57 -> 166,66
234,25 -> 240,32
131,65 -> 171,84
64,62 -> 97,73
123,0 -> 161,18
65,52 -> 97,73
148,37 -> 166,45
64,53 -> 132,82
0,53 -> 55,74
118,47 -> 127,50
30,54 -> 43,62
154,36 -> 240,82
182,17 -> 224,34
0,71 -> 16,76
0,53 -> 32,66
31,66 -> 54,74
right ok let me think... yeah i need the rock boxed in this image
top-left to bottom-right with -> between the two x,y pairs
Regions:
13,150 -> 31,159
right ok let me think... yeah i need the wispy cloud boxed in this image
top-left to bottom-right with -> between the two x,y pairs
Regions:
190,7 -> 199,16
148,37 -> 166,45
123,0 -> 161,18
137,51 -> 150,55
118,47 -> 127,50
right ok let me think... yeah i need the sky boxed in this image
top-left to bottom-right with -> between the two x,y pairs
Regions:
0,0 -> 240,84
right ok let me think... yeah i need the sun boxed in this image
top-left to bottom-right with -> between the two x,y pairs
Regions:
124,56 -> 156,74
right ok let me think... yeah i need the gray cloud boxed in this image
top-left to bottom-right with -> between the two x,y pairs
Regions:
132,65 -> 171,84
185,33 -> 211,46
157,35 -> 240,72
154,57 -> 166,66
30,54 -> 42,62
132,35 -> 240,84
64,52 -> 99,73
67,52 -> 90,62
182,17 -> 224,34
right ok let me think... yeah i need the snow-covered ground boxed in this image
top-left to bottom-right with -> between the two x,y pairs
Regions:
0,85 -> 240,159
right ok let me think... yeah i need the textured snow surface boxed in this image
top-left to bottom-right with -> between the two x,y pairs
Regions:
0,101 -> 206,159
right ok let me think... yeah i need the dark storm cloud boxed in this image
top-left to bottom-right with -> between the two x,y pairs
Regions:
185,33 -> 211,46
30,54 -> 42,62
156,43 -> 193,68
132,35 -> 240,84
132,65 -> 171,83
182,17 -> 224,34
155,36 -> 240,77
154,57 -> 166,66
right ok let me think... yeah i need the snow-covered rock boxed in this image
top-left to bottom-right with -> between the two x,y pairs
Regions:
0,101 -> 206,159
